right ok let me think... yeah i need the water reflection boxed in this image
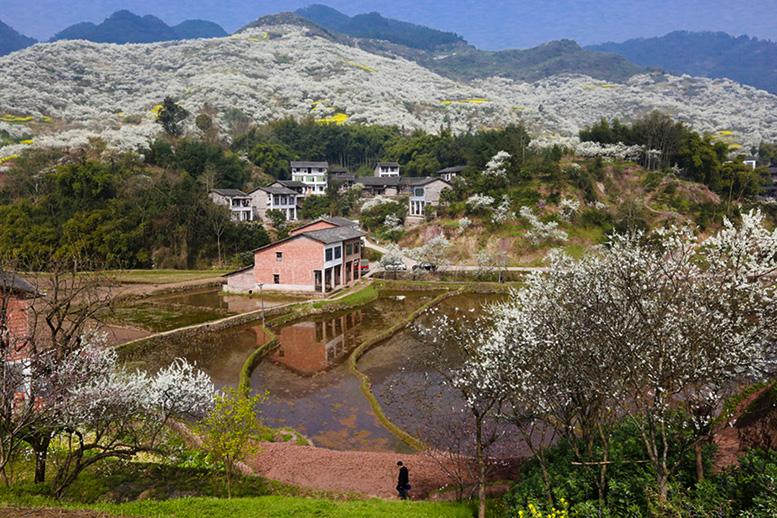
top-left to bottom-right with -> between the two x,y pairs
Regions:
153,288 -> 304,314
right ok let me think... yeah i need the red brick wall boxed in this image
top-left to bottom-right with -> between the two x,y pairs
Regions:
254,237 -> 324,289
289,221 -> 337,236
2,295 -> 31,360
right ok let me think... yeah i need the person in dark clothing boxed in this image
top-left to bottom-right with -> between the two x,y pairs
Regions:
396,461 -> 410,499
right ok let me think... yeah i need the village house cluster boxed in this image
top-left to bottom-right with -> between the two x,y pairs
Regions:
215,160 -> 460,295
208,161 -> 456,223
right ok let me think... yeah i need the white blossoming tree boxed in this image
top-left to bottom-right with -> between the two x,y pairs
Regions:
409,235 -> 450,270
483,151 -> 511,178
452,210 -> 777,508
519,206 -> 568,244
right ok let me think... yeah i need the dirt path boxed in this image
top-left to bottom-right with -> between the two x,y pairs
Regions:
0,508 -> 112,518
245,442 -> 459,500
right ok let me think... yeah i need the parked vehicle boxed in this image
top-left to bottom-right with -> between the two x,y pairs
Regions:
412,262 -> 437,272
359,261 -> 370,273
384,262 -> 407,271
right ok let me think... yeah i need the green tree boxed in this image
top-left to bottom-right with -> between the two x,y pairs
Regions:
196,387 -> 266,498
156,97 -> 190,137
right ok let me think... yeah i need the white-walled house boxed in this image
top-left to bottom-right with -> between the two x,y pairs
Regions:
249,185 -> 299,222
291,161 -> 328,195
437,165 -> 466,182
374,162 -> 400,177
209,189 -> 253,222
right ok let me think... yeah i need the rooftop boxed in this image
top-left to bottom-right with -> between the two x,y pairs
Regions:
210,188 -> 248,198
251,185 -> 298,196
274,180 -> 307,188
437,165 -> 466,174
291,161 -> 329,168
376,162 -> 400,168
304,226 -> 364,245
0,272 -> 38,295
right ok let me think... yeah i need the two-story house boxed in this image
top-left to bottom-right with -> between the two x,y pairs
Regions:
209,189 -> 254,222
406,177 -> 452,218
224,218 -> 363,294
291,161 -> 329,196
249,185 -> 299,222
374,162 -> 400,178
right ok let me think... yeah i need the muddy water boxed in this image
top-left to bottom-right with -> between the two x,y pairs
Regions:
358,293 -> 515,452
152,288 -> 304,313
249,290 -> 440,452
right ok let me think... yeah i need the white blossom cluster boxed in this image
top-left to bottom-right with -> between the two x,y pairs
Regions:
483,151 -> 511,177
1,21 -> 776,157
383,213 -> 403,232
457,217 -> 472,233
466,194 -> 495,211
558,197 -> 580,221
361,195 -> 397,212
491,196 -> 513,224
519,206 -> 568,244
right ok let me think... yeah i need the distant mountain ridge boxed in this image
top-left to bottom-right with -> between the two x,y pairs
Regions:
0,19 -> 36,56
295,4 -> 464,50
51,10 -> 227,44
588,31 -> 777,94
295,4 -> 642,83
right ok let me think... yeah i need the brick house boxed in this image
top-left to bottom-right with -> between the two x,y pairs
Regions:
1,272 -> 37,361
291,161 -> 328,196
248,185 -> 299,222
209,189 -> 254,222
224,219 -> 364,294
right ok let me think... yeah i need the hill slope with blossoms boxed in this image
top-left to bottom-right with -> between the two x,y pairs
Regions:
1,19 -> 777,158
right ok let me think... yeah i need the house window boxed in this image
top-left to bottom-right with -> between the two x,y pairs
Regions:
276,252 -> 283,262
273,274 -> 280,284
354,242 -> 360,254
346,243 -> 352,255
414,187 -> 424,197
334,247 -> 342,260
325,248 -> 333,262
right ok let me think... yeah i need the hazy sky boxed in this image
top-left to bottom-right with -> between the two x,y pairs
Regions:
3,0 -> 777,49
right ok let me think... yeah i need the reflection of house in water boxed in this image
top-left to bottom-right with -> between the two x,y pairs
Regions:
270,310 -> 363,376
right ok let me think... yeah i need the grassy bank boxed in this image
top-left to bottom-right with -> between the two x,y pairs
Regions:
111,269 -> 230,285
0,495 -> 472,517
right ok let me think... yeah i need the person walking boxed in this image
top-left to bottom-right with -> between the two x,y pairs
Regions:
396,461 -> 410,500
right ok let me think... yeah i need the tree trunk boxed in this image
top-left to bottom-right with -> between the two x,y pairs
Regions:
226,463 -> 232,499
694,442 -> 704,483
32,435 -> 50,484
476,422 -> 486,518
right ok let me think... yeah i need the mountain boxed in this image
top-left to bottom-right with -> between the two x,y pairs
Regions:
296,4 -> 641,83
0,20 -> 36,56
51,10 -> 227,44
1,19 -> 776,157
296,4 -> 464,50
588,31 -> 777,94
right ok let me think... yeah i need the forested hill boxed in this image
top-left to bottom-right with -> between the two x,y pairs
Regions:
295,4 -> 464,50
588,31 -> 777,94
50,10 -> 227,44
0,20 -> 36,57
295,4 -> 642,83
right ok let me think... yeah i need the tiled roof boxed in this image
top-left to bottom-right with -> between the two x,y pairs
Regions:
437,165 -> 466,174
356,176 -> 402,187
322,216 -> 358,227
291,161 -> 328,168
251,185 -> 298,195
273,180 -> 305,188
304,226 -> 364,244
0,272 -> 38,295
210,188 -> 248,197
376,162 -> 400,167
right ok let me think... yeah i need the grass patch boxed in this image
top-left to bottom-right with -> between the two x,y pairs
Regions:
111,269 -> 230,285
0,495 -> 472,517
311,284 -> 378,310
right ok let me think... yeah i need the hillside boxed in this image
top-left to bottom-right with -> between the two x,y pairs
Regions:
0,19 -> 36,56
51,10 -> 227,44
588,31 -> 777,95
1,19 -> 777,158
297,4 -> 642,83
